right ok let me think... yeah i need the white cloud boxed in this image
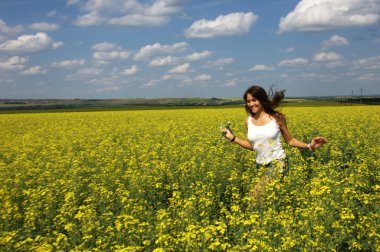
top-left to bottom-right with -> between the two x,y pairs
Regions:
278,58 -> 309,66
147,0 -> 187,16
92,42 -> 121,51
326,61 -> 344,68
149,56 -> 178,66
67,0 -> 80,6
0,78 -> 14,83
184,12 -> 258,38
249,64 -> 274,71
314,51 -> 342,62
0,32 -> 63,52
74,12 -> 106,26
161,73 -> 188,80
93,51 -> 130,61
30,22 -> 59,31
161,74 -> 172,80
205,58 -> 234,68
280,47 -> 295,53
358,73 -> 380,81
149,50 -> 212,67
185,50 -> 212,61
0,19 -> 23,41
181,78 -> 192,85
225,78 -> 239,87
194,74 -> 212,81
96,86 -> 121,93
133,42 -> 188,61
81,0 -> 132,13
47,10 -> 58,17
78,67 -> 103,76
21,66 -> 47,75
143,79 -> 160,87
278,0 -> 380,33
109,14 -> 169,26
353,55 -> 380,69
121,65 -> 138,76
91,42 -> 130,63
80,0 -> 187,16
168,63 -> 189,73
280,73 -> 289,78
299,73 -> 323,80
65,67 -> 104,81
0,56 -> 28,70
322,35 -> 349,48
50,59 -> 85,68
74,0 -> 188,27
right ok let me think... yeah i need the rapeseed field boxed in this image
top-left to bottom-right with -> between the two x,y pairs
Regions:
0,106 -> 379,251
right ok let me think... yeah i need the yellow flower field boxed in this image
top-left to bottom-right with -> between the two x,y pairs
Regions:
0,106 -> 379,251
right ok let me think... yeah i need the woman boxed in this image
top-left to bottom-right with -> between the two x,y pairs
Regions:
221,85 -> 327,203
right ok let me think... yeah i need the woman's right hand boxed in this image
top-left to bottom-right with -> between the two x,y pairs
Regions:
310,136 -> 327,150
221,127 -> 234,141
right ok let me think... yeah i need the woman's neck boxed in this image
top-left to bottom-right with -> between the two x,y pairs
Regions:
252,110 -> 268,120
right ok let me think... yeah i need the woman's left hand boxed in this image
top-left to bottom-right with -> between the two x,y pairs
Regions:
221,127 -> 234,141
310,137 -> 327,150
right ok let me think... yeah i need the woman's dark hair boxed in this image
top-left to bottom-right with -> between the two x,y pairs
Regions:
243,85 -> 285,116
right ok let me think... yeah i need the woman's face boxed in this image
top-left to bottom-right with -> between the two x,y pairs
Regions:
246,93 -> 262,114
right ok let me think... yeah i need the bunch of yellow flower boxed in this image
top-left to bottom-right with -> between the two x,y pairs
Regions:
0,106 -> 379,251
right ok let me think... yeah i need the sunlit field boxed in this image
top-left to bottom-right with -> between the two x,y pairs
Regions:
0,106 -> 379,251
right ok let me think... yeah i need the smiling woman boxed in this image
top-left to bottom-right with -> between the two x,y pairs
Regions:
221,85 -> 327,203
222,85 -> 327,161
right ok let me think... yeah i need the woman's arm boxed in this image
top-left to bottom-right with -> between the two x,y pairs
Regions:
221,120 -> 253,150
276,114 -> 327,151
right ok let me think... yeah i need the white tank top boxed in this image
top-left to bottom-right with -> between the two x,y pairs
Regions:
247,115 -> 286,165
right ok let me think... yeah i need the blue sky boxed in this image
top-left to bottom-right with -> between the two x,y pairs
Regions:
0,0 -> 379,99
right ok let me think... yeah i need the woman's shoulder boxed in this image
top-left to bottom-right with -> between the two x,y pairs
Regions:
245,115 -> 251,125
272,112 -> 286,125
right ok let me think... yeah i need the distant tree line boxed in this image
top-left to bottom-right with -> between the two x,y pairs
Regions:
336,97 -> 380,105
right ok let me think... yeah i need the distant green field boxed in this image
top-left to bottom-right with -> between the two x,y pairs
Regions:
282,100 -> 352,107
0,97 -> 363,114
